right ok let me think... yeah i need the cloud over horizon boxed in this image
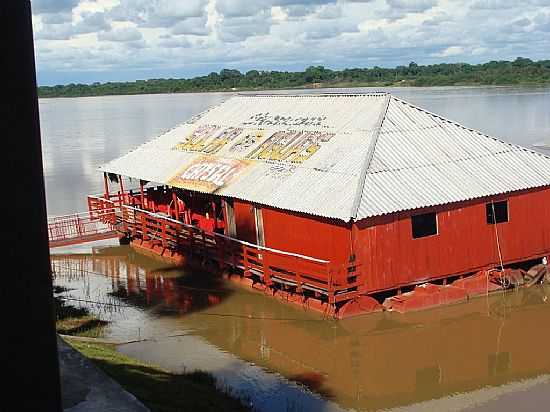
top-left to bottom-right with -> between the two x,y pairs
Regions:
31,0 -> 550,85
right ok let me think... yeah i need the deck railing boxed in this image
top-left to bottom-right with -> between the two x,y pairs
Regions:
87,194 -> 361,303
48,208 -> 118,248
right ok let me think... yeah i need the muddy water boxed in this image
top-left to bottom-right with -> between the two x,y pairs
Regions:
43,87 -> 550,411
52,248 -> 550,412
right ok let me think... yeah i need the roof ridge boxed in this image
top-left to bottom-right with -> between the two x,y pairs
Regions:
236,92 -> 390,98
350,93 -> 391,220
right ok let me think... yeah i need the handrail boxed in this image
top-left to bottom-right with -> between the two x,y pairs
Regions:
48,207 -> 117,221
85,193 -> 367,299
119,203 -> 330,264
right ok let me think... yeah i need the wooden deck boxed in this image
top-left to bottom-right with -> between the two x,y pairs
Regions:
87,195 -> 361,305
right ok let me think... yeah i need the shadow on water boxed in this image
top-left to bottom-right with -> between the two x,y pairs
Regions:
85,357 -> 250,412
51,246 -> 550,412
53,288 -> 110,336
289,372 -> 335,400
52,245 -> 236,319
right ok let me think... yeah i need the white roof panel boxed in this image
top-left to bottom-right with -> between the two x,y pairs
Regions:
101,93 -> 550,222
101,93 -> 386,220
355,97 -> 550,219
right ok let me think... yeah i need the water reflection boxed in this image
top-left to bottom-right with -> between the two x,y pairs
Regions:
52,248 -> 550,412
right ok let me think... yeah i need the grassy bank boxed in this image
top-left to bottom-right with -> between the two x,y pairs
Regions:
54,292 -> 251,412
64,339 -> 250,412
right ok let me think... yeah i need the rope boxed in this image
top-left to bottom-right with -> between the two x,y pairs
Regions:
490,201 -> 506,297
491,201 -> 505,272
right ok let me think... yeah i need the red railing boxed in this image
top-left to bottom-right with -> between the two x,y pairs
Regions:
48,208 -> 118,248
87,195 -> 361,302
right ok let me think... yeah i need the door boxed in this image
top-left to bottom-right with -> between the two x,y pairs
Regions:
234,201 -> 257,244
254,206 -> 265,247
223,199 -> 237,237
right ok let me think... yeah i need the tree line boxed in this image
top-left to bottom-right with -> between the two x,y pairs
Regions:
38,57 -> 550,98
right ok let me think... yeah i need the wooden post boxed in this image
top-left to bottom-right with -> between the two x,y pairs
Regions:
141,212 -> 148,241
296,257 -> 303,294
119,175 -> 125,205
161,217 -> 167,249
217,236 -> 225,269
211,200 -> 217,231
104,172 -> 110,200
243,246 -> 250,277
140,180 -> 145,209
172,190 -> 179,220
263,251 -> 271,286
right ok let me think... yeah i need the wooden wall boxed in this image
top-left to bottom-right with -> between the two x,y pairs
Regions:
352,187 -> 550,293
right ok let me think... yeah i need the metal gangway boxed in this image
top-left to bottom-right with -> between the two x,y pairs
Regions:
47,208 -> 119,248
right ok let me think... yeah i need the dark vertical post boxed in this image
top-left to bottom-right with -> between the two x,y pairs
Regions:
212,200 -> 217,230
118,174 -> 125,205
140,180 -> 145,209
3,1 -> 62,411
172,190 -> 179,220
103,172 -> 110,199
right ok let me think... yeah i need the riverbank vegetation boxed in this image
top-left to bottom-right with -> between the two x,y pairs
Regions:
39,57 -> 550,98
55,293 -> 250,412
65,340 -> 251,412
54,288 -> 108,337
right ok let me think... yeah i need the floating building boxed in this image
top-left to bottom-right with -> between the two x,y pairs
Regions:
89,93 -> 550,317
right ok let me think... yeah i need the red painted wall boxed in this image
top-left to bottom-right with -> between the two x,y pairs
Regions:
261,207 -> 351,265
234,200 -> 257,244
353,187 -> 550,293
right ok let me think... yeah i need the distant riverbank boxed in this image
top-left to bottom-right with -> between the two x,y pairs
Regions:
38,57 -> 550,98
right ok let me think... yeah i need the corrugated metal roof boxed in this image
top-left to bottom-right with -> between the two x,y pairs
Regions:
100,93 -> 387,221
355,96 -> 550,219
101,93 -> 550,222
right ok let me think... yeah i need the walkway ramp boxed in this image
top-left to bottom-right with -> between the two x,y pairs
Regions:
48,210 -> 119,248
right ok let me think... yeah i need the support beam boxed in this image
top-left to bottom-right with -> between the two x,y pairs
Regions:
172,190 -> 179,220
118,174 -> 125,205
4,1 -> 62,410
140,180 -> 145,209
103,172 -> 110,199
212,200 -> 217,231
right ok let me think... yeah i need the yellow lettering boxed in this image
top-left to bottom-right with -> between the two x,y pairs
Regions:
203,138 -> 228,154
290,144 -> 320,163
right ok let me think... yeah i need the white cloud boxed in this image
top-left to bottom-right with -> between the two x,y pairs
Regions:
470,0 -> 519,10
32,0 -> 550,85
218,10 -> 273,42
434,45 -> 465,57
171,16 -> 210,36
33,0 -> 80,14
36,10 -> 110,40
158,36 -> 193,48
98,27 -> 143,42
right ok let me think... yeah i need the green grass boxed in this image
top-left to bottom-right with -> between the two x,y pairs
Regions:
54,293 -> 251,411
54,294 -> 108,337
64,339 -> 251,412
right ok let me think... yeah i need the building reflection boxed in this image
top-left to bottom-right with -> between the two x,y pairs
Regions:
52,248 -> 550,411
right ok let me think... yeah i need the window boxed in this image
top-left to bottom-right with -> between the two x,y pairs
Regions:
411,212 -> 438,239
486,200 -> 508,224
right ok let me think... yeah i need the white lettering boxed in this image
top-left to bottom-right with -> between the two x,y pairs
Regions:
179,161 -> 238,187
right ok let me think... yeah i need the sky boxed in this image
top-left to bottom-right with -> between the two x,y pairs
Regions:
32,0 -> 550,86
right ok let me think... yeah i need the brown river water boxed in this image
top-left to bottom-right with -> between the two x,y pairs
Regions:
44,87 -> 550,411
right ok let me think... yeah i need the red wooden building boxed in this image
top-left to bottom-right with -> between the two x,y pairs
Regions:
89,93 -> 550,317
